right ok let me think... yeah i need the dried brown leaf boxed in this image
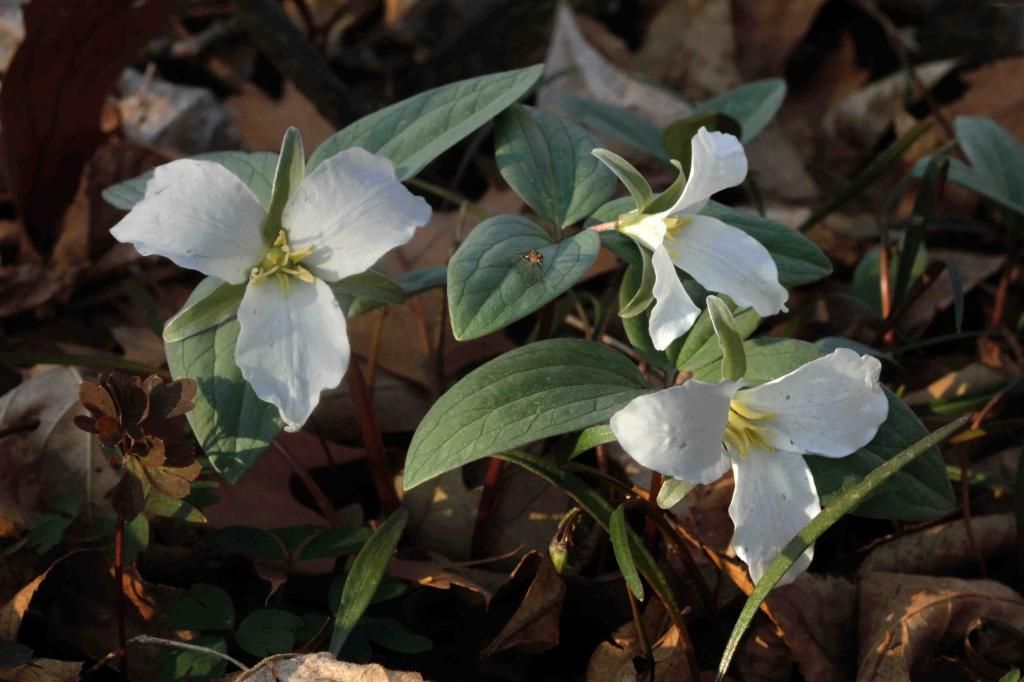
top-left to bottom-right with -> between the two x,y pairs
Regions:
483,552 -> 566,657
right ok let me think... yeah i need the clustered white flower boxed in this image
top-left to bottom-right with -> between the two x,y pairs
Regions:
112,143 -> 431,431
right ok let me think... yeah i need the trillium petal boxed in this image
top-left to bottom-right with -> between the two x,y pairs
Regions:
734,349 -> 888,458
649,246 -> 701,350
667,215 -> 788,317
283,148 -> 431,282
666,128 -> 748,216
610,380 -> 739,484
236,278 -> 349,431
110,160 -> 267,284
729,449 -> 819,585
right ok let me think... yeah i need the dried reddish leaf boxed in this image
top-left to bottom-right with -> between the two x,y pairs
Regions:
0,0 -> 173,254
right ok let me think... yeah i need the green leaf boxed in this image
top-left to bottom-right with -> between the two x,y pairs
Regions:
555,94 -> 668,160
308,65 -> 544,179
363,617 -> 432,654
691,79 -> 787,143
706,295 -> 746,381
610,505 -> 645,601
403,339 -> 649,489
955,115 -> 1024,213
330,508 -> 408,655
166,281 -> 282,483
998,670 -> 1022,682
932,157 -> 1024,218
702,201 -> 832,287
163,583 -> 235,631
447,216 -> 600,340
163,280 -> 245,343
156,636 -> 228,682
298,526 -> 372,561
591,149 -> 653,211
852,242 -> 927,318
552,424 -> 617,463
495,104 -> 616,228
716,415 -> 970,681
675,299 -> 761,372
947,259 -> 964,333
656,478 -> 694,509
235,609 -> 305,658
262,127 -> 305,242
332,269 -> 408,317
618,242 -> 655,318
103,151 -> 279,211
807,389 -> 956,521
144,493 -> 207,524
205,526 -> 285,560
662,112 -> 742,169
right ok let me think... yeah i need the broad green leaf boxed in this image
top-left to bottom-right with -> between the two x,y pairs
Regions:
144,493 -> 207,524
691,79 -> 787,143
955,116 -> 1024,213
308,65 -> 544,179
706,295 -> 746,381
591,149 -> 653,211
690,337 -> 820,384
716,415 -> 970,681
555,94 -> 668,160
403,339 -> 649,489
447,216 -> 599,340
102,151 -> 279,211
205,526 -> 285,560
552,424 -> 616,463
590,197 -> 833,287
235,609 -> 304,657
330,508 -> 408,656
495,104 -> 616,228
675,299 -> 761,372
331,269 -> 408,317
662,112 -> 742,169
610,505 -> 645,601
166,282 -> 281,483
162,280 -> 245,343
931,157 -> 1024,218
163,583 -> 235,631
807,389 -> 956,521
298,526 -> 372,561
262,127 -> 305,242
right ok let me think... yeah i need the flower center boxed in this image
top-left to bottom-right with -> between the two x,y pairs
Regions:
723,399 -> 774,457
663,216 -> 690,237
250,230 -> 316,291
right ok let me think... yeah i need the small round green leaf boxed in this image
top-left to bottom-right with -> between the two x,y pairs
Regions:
235,609 -> 305,658
495,104 -> 616,228
447,216 -> 599,340
163,583 -> 235,632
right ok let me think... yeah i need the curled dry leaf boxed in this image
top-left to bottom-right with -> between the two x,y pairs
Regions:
483,552 -> 566,658
586,598 -> 697,682
857,572 -> 1024,681
860,513 -> 1016,576
237,653 -> 423,682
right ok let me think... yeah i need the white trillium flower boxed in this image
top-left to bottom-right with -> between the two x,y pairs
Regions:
111,148 -> 431,431
610,348 -> 889,584
614,128 -> 789,350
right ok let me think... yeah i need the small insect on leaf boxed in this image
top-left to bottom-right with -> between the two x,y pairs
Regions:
515,248 -> 546,283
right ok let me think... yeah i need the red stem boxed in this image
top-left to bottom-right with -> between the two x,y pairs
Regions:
346,361 -> 401,515
471,458 -> 505,557
114,516 -> 127,679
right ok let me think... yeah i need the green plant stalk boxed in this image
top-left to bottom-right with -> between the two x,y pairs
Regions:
717,413 -> 971,680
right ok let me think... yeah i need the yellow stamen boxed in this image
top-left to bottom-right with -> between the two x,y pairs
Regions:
250,230 -> 316,290
724,399 -> 775,458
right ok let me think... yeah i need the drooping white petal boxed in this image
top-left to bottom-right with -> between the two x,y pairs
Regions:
665,128 -> 748,216
235,278 -> 350,431
648,246 -> 701,349
734,349 -> 888,458
283,148 -> 431,282
111,160 -> 267,284
610,380 -> 739,484
621,213 -> 668,251
667,215 -> 788,317
729,449 -> 820,585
